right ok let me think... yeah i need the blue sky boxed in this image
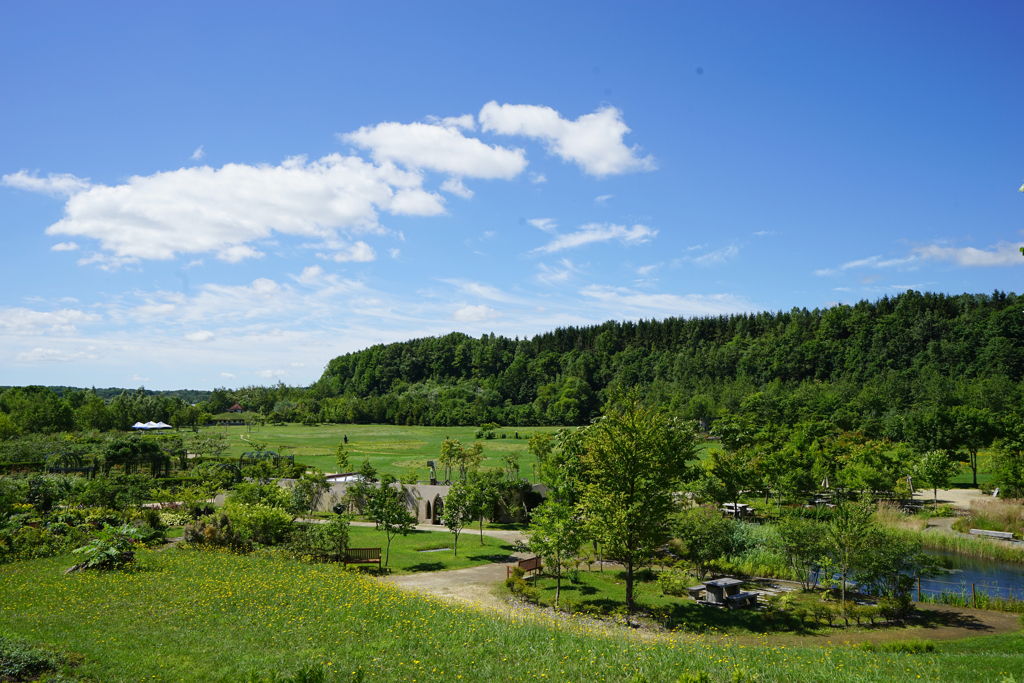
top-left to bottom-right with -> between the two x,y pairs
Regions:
2,1 -> 1022,390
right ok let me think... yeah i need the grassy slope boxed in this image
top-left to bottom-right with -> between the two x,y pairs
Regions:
1,550 -> 1022,683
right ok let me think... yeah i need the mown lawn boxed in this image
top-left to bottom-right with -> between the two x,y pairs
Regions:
1,549 -> 1022,683
211,423 -> 548,481
343,525 -> 513,574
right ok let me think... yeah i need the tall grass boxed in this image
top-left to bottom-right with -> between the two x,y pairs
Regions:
950,498 -> 1024,538
918,583 -> 1024,614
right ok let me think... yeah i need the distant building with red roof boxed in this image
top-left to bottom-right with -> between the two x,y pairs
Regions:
227,403 -> 243,413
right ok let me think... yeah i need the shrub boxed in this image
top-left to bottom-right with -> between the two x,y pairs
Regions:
184,512 -> 242,548
0,634 -> 70,681
223,502 -> 294,546
859,638 -> 936,653
657,569 -> 691,597
287,516 -> 349,562
229,482 -> 290,509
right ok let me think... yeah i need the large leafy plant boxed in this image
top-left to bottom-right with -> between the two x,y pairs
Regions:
67,524 -> 142,572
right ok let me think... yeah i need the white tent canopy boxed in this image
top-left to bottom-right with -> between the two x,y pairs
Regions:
133,421 -> 172,430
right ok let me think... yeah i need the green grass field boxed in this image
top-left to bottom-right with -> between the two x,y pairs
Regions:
1,549 -> 1022,683
198,423 -> 720,483
210,423 -> 547,481
343,525 -> 513,574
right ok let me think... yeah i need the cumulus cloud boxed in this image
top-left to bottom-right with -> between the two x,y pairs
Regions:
479,102 -> 655,177
529,172 -> 547,184
2,170 -> 91,196
185,330 -> 215,342
915,242 -> 1024,267
451,304 -> 499,322
50,242 -> 79,252
191,145 -> 205,160
319,241 -> 376,262
221,372 -> 235,379
17,155 -> 443,268
389,248 -> 400,258
533,223 -> 656,253
440,177 -> 474,199
342,120 -> 526,179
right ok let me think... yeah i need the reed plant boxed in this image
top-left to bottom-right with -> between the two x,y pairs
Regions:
950,498 -> 1024,538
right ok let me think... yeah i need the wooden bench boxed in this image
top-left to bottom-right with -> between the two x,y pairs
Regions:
725,591 -> 759,609
508,555 -> 543,578
686,585 -> 706,600
343,547 -> 382,569
970,529 -> 1015,540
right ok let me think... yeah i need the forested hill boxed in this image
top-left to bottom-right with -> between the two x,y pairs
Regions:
308,290 -> 1024,429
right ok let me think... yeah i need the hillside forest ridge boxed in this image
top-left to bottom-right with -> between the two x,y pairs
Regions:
4,289 -> 1021,431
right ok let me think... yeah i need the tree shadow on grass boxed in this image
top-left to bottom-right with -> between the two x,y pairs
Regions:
915,607 -> 993,632
405,562 -> 445,573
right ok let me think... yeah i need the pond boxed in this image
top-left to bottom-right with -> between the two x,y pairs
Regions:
919,549 -> 1024,601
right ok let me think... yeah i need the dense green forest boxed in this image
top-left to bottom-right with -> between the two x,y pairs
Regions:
305,289 -> 1024,432
2,289 -> 1023,436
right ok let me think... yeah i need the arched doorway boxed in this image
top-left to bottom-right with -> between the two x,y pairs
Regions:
425,501 -> 431,521
432,495 -> 444,524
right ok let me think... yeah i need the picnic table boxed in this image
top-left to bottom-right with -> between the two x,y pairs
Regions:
701,578 -> 759,609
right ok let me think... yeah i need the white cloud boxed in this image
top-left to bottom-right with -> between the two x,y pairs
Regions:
185,330 -> 215,342
15,347 -> 99,363
479,102 -> 655,177
529,172 -> 547,184
816,253 -> 919,275
131,373 -> 149,381
595,194 -> 613,204
320,241 -> 376,262
3,170 -> 91,196
290,362 -> 305,368
183,259 -> 204,269
580,285 -> 752,317
0,307 -> 101,334
693,244 -> 739,266
22,154 -> 442,267
295,265 -> 325,286
535,259 -> 578,285
440,177 -> 474,199
389,248 -> 400,258
915,242 -> 1024,267
342,120 -> 526,179
191,145 -> 205,160
533,223 -> 656,253
50,242 -> 79,252
442,280 -> 517,303
753,230 -> 776,236
528,218 -> 558,233
255,369 -> 285,379
221,372 -> 236,380
637,263 -> 661,276
451,304 -> 499,322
